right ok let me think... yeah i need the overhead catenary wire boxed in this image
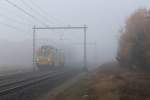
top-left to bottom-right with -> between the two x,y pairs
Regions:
23,0 -> 69,39
4,0 -> 70,41
0,20 -> 29,33
5,0 -> 48,26
0,13 -> 32,26
0,6 -> 37,25
19,0 -> 66,36
20,0 -> 54,26
0,2 -> 37,25
28,0 -> 70,39
29,0 -> 67,26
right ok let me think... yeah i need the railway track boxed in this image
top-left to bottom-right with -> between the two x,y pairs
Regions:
0,68 -> 81,97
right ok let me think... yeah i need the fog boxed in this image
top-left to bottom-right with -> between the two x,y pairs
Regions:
0,0 -> 149,71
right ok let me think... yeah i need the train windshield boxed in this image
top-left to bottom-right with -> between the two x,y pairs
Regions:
40,49 -> 49,57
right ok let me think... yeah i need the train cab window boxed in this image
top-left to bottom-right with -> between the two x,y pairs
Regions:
41,49 -> 48,57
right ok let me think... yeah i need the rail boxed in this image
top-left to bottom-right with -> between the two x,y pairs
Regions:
0,69 -> 75,96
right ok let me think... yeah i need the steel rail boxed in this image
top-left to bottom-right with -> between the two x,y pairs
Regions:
0,69 -> 72,96
0,71 -> 56,88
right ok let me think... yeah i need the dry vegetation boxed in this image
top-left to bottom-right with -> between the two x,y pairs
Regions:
50,74 -> 91,100
89,63 -> 150,100
117,8 -> 150,70
51,63 -> 150,100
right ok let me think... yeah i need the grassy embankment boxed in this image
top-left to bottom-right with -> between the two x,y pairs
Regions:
51,63 -> 150,100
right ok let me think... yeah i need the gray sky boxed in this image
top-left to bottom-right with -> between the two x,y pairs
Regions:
0,0 -> 149,67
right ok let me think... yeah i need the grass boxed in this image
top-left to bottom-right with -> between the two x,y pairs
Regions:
49,63 -> 150,100
51,74 -> 91,100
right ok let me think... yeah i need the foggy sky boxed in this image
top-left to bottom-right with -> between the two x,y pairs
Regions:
0,0 -> 149,69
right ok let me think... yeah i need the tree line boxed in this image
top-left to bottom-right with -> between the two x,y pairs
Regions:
117,9 -> 150,70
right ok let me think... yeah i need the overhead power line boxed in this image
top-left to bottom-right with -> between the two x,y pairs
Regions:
20,0 -> 54,26
0,5 -> 37,25
0,20 -> 28,33
5,0 -> 48,26
28,0 -> 70,36
21,0 -> 68,35
0,13 -> 32,26
29,0 -> 66,26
